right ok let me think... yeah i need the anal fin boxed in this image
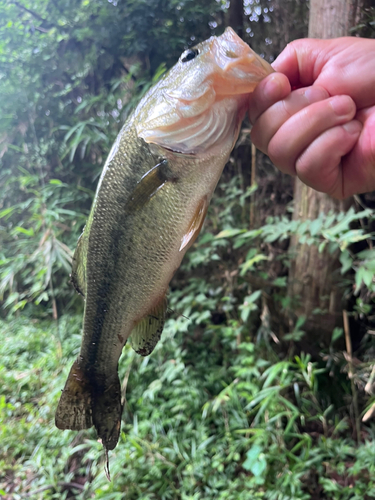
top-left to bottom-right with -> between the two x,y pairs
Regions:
130,296 -> 168,356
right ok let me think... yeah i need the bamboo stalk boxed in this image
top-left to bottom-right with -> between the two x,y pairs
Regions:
343,310 -> 360,443
249,143 -> 256,228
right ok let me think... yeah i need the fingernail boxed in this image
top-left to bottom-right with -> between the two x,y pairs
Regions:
343,120 -> 362,135
264,75 -> 282,99
330,95 -> 355,118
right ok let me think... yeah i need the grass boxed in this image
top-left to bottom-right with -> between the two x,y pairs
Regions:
1,308 -> 375,500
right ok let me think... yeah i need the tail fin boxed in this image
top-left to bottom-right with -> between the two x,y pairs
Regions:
55,359 -> 93,431
91,374 -> 122,451
55,359 -> 122,451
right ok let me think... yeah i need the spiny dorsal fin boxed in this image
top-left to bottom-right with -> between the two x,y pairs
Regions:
130,296 -> 168,356
71,228 -> 88,297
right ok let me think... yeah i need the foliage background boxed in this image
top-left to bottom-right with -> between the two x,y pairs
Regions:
1,0 -> 375,498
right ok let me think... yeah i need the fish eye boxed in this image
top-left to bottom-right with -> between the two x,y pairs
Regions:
181,48 -> 199,63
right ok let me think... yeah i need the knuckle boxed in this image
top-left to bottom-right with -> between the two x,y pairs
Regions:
267,137 -> 292,173
295,152 -> 314,182
250,127 -> 265,153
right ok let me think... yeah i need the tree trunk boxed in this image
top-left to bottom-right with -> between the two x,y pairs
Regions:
288,0 -> 368,337
309,0 -> 366,38
228,0 -> 244,38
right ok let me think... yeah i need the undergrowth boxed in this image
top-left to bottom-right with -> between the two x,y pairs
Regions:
1,307 -> 375,499
2,175 -> 375,499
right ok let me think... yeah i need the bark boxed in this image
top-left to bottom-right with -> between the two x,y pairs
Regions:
308,0 -> 368,38
288,185 -> 347,336
288,0 -> 368,337
229,0 -> 244,38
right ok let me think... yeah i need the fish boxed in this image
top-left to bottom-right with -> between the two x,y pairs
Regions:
55,27 -> 273,455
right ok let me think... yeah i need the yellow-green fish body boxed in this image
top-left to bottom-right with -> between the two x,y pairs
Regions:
55,27 -> 273,451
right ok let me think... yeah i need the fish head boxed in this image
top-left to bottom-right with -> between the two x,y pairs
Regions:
135,27 -> 273,155
197,26 -> 274,96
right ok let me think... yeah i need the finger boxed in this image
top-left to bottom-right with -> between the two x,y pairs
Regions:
273,38 -> 375,109
272,39 -> 328,87
294,120 -> 362,198
267,95 -> 357,175
341,105 -> 375,197
248,73 -> 291,125
251,85 -> 329,153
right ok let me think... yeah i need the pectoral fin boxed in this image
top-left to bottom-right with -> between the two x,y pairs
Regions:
130,296 -> 168,356
71,228 -> 88,297
127,160 -> 171,212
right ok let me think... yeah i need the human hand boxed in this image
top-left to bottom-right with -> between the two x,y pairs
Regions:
248,37 -> 375,199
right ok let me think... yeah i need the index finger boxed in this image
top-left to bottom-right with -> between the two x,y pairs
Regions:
249,72 -> 291,125
272,39 -> 327,88
275,38 -> 375,110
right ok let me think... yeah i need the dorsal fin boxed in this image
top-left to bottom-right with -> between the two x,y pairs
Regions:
71,228 -> 88,297
130,296 -> 168,356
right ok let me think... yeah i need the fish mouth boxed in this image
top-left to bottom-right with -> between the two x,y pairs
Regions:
210,27 -> 273,96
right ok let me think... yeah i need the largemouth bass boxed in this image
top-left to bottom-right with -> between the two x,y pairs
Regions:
55,27 -> 273,453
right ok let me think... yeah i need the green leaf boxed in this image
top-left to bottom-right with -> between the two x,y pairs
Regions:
362,269 -> 374,288
272,277 -> 287,287
331,327 -> 343,344
243,444 -> 263,472
240,229 -> 263,240
339,249 -> 352,274
358,249 -> 375,260
355,266 -> 366,292
295,316 -> 306,330
240,254 -> 269,276
309,217 -> 322,236
215,228 -> 244,239
318,241 -> 327,253
13,226 -> 34,236
0,206 -> 16,219
240,291 -> 262,322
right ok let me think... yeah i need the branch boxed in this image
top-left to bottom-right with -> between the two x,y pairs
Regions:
12,1 -> 46,22
11,1 -> 56,30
